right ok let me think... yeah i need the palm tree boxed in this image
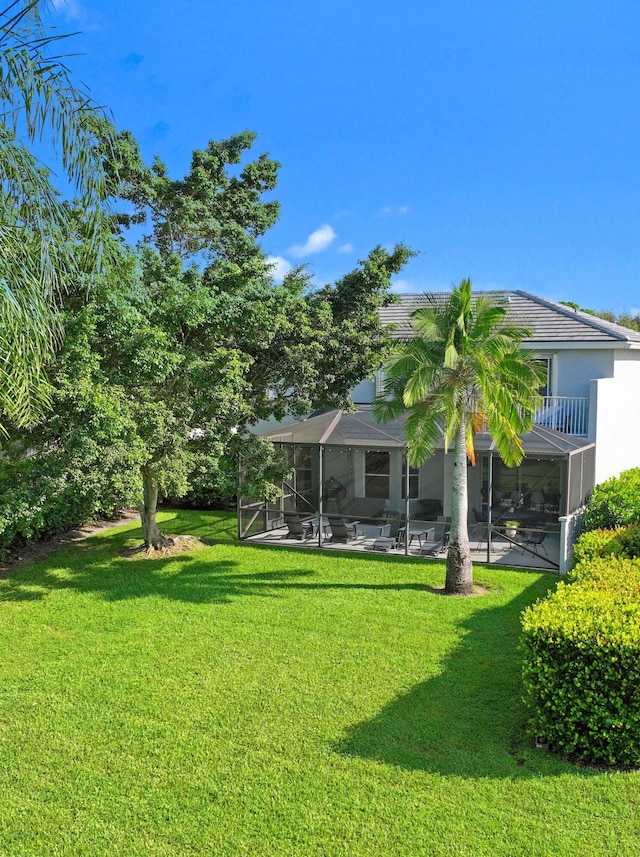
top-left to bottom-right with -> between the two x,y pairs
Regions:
0,1 -> 114,431
373,280 -> 544,595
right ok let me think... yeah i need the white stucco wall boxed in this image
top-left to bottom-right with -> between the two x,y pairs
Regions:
591,350 -> 640,482
552,349 -> 614,398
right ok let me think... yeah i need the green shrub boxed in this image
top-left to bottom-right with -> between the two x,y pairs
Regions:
521,558 -> 640,768
572,528 -> 623,564
583,468 -> 640,531
567,556 -> 640,590
573,524 -> 640,565
0,446 -> 139,555
616,523 -> 640,558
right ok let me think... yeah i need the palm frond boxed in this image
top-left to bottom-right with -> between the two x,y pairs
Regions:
0,2 -> 120,431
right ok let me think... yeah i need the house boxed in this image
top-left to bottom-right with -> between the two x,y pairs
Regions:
240,291 -> 640,570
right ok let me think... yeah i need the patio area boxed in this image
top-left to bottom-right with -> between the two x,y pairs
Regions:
240,406 -> 591,574
245,516 -> 560,571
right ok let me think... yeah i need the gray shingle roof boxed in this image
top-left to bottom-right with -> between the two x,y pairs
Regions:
381,290 -> 640,344
261,405 -> 594,454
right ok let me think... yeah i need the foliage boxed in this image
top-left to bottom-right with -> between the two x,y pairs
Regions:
0,292 -> 144,551
169,433 -> 289,509
572,528 -> 624,564
373,280 -> 544,594
559,302 -> 640,332
521,557 -> 640,768
0,1 -> 115,431
582,467 -> 640,531
573,524 -> 640,565
91,129 -> 411,546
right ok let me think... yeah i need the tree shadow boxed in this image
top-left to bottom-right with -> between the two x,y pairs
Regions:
0,516 -> 444,605
335,574 -> 600,780
0,548 -> 323,605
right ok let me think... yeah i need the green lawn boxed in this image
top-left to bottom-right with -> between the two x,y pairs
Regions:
0,510 -> 638,856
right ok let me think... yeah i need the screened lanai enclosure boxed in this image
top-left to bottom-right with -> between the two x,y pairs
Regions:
239,406 -> 596,570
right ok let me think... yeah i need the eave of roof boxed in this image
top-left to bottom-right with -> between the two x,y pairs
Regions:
261,406 -> 594,456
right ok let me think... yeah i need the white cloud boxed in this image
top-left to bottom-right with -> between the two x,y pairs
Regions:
338,243 -> 354,254
391,278 -> 419,293
379,205 -> 410,216
289,224 -> 336,258
266,256 -> 292,282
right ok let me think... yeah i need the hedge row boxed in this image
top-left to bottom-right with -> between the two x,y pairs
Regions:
582,468 -> 640,531
521,557 -> 640,768
0,455 -> 138,555
573,524 -> 640,564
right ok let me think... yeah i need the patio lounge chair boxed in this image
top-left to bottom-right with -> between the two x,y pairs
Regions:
418,531 -> 450,557
327,515 -> 363,543
283,512 -> 314,540
371,517 -> 405,552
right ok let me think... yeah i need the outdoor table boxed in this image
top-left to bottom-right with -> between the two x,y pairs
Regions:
398,525 -> 436,547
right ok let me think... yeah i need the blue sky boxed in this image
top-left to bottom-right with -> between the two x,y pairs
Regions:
49,0 -> 640,311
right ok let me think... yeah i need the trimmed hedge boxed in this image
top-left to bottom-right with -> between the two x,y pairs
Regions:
582,468 -> 640,531
521,558 -> 640,768
573,524 -> 640,564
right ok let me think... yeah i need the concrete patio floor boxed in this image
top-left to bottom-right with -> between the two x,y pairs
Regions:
245,523 -> 560,571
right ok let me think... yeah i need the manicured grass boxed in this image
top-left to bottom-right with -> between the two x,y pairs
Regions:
0,510 -> 638,856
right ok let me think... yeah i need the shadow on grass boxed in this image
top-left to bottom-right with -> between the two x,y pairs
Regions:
335,574 -> 600,781
0,509 -> 443,605
0,508 -> 558,612
1,514 -> 586,781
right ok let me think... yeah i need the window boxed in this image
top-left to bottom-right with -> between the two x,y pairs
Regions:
534,357 -> 552,397
402,460 -> 419,499
288,445 -> 313,500
365,450 -> 390,498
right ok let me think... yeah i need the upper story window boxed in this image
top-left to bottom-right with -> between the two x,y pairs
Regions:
365,450 -> 390,498
533,357 -> 552,397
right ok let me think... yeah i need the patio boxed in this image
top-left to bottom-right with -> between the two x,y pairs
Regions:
245,516 -> 560,571
241,406 -> 592,573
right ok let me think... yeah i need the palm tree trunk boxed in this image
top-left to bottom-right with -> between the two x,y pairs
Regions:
138,465 -> 173,550
445,422 -> 474,594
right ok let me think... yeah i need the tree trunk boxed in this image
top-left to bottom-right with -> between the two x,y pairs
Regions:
139,465 -> 173,550
445,422 -> 474,595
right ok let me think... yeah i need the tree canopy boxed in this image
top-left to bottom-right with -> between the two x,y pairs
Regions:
1,128 -> 411,550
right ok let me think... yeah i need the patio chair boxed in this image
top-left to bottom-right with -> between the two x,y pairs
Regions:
529,490 -> 545,511
519,528 -> 548,556
371,517 -> 405,552
471,508 -> 489,549
327,515 -> 363,543
418,531 -> 449,557
283,512 -> 314,540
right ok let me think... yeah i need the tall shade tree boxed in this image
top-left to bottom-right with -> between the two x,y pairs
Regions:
0,0 -> 113,431
373,280 -> 544,595
91,129 -> 411,549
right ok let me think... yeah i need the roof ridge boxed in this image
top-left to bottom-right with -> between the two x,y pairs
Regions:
512,290 -> 631,342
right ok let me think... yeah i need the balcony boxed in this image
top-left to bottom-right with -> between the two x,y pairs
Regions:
533,396 -> 589,437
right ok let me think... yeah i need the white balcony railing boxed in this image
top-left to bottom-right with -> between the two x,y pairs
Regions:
533,396 -> 589,437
